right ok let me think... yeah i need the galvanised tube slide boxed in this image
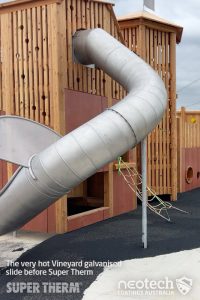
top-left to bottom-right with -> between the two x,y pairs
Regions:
0,29 -> 167,235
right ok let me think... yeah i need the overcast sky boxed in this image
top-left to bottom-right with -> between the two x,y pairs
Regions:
0,0 -> 199,109
114,0 -> 200,109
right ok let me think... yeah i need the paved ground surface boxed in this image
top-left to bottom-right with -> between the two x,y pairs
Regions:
0,188 -> 200,300
0,232 -> 54,268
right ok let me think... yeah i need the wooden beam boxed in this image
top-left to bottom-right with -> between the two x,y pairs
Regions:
1,14 -> 14,114
0,0 -> 62,15
176,117 -> 180,193
178,107 -> 185,192
1,13 -> 14,181
170,33 -> 177,201
49,1 -> 67,233
113,162 -> 136,171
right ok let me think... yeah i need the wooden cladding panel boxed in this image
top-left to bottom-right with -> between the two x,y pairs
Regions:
183,123 -> 200,148
0,1 -> 72,130
66,0 -> 122,99
148,30 -> 172,195
0,5 -> 51,126
0,6 -> 50,125
0,0 -> 123,124
177,108 -> 200,149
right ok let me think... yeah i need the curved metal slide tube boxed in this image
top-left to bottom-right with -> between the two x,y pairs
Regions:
0,29 -> 167,235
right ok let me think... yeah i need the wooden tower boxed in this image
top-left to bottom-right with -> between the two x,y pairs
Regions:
118,11 -> 183,200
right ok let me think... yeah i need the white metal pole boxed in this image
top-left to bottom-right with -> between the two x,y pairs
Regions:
141,138 -> 147,248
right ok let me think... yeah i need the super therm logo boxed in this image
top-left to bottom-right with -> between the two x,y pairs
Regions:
6,282 -> 81,294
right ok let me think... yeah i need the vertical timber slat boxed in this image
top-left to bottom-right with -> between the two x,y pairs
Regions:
49,1 -> 67,233
1,13 -> 14,180
170,33 -> 177,200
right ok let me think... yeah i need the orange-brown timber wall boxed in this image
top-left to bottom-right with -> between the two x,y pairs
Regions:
177,107 -> 200,192
0,0 -> 136,234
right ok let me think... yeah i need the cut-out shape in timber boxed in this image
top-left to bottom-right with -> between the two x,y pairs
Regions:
186,166 -> 193,184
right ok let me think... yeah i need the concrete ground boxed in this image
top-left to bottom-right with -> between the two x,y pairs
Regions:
0,231 -> 54,268
0,188 -> 200,299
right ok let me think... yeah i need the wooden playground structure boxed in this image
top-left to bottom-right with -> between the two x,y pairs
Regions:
0,0 -> 194,235
0,0 -> 135,233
